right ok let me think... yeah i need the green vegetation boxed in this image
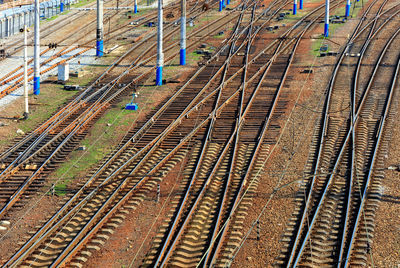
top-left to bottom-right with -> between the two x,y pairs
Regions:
18,87 -> 76,133
0,85 -> 76,149
187,51 -> 203,63
71,0 -> 97,9
46,14 -> 59,22
53,96 -> 140,194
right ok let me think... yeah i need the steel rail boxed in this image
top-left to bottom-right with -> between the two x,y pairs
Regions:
202,6 -> 256,267
210,31 -> 304,268
285,0 -> 383,265
0,0 -> 166,64
0,0 -> 278,168
0,0 -> 276,164
0,0 -> 296,223
0,102 -> 107,219
154,6 -> 252,265
53,5 -> 305,264
0,0 -> 199,98
0,3 -> 189,98
339,0 -> 394,264
0,0 -> 300,222
1,0 -> 282,255
289,10 -> 400,267
343,41 -> 400,268
190,0 -> 348,264
153,0 -> 336,263
0,0 -> 227,173
12,3 -> 296,264
3,1 -> 280,265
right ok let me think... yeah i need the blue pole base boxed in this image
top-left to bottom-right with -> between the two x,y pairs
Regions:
60,2 -> 64,12
180,48 -> 186,66
134,4 -> 137,13
324,23 -> 329,37
345,4 -> 350,17
293,3 -> 297,15
33,76 -> 40,95
222,0 -> 226,8
156,66 -> 163,86
299,0 -> 303,9
96,40 -> 104,57
227,0 -> 230,4
219,0 -> 223,11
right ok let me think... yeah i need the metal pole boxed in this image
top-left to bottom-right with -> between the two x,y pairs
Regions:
33,0 -> 40,95
219,0 -> 223,11
179,0 -> 186,65
324,0 -> 329,37
293,0 -> 297,14
299,0 -> 303,9
345,0 -> 350,17
96,0 -> 104,57
156,0 -> 163,86
60,0 -> 64,12
23,25 -> 29,118
134,0 -> 138,13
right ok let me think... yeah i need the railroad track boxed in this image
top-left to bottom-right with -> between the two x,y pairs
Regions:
144,0 -> 358,266
0,0 -> 304,265
0,0 -> 237,220
0,0 -> 150,59
0,0 -> 203,98
1,0 -> 383,266
277,0 -> 400,266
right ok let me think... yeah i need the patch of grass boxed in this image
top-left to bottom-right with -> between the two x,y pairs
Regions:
213,32 -> 226,39
54,183 -> 67,195
54,96 -> 140,184
310,35 -> 327,56
46,15 -> 59,22
187,51 -> 203,63
18,87 -> 76,133
71,0 -> 96,9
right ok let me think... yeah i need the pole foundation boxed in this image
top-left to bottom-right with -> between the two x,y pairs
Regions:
180,49 -> 186,65
293,3 -> 297,14
96,40 -> 103,56
134,4 -> 138,13
60,2 -> 64,12
324,23 -> 329,37
299,0 -> 303,9
219,0 -> 223,11
33,77 -> 40,95
345,4 -> 350,17
156,66 -> 163,86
